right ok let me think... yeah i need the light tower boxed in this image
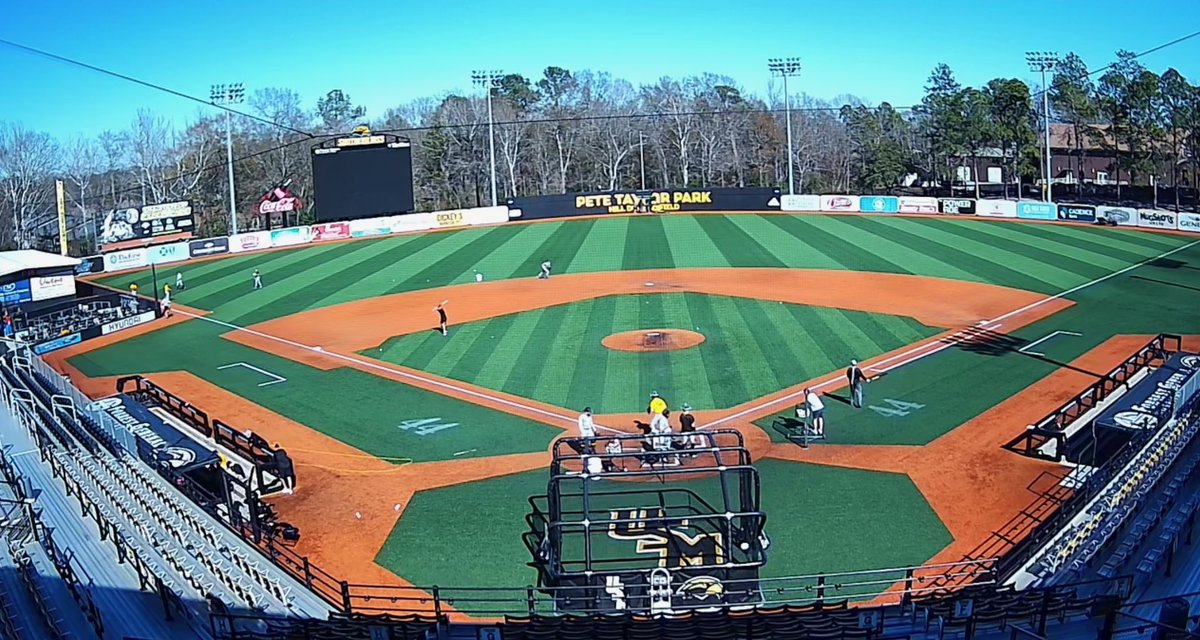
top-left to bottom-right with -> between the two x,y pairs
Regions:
1025,52 -> 1059,203
768,58 -> 802,195
471,70 -> 504,207
211,82 -> 246,233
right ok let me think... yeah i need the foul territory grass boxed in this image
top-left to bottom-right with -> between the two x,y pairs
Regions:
376,459 -> 950,609
67,320 -> 562,462
365,293 -> 940,413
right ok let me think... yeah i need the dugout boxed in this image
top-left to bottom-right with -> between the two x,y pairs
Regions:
525,429 -> 768,614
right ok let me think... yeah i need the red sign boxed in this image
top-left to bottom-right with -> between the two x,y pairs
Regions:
256,181 -> 304,215
311,222 -> 351,241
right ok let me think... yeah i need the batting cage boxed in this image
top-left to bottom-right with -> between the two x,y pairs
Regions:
524,429 -> 768,614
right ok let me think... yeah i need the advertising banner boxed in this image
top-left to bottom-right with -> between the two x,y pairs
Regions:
898,197 -> 939,213
859,196 -> 901,213
1093,352 -> 1200,432
0,280 -> 32,305
270,226 -> 311,248
1137,209 -> 1178,231
310,222 -> 351,241
103,248 -> 149,272
431,206 -> 510,229
256,181 -> 304,216
820,195 -> 861,212
148,242 -> 190,265
1179,213 -> 1200,234
508,188 -> 781,220
389,213 -> 436,235
1096,206 -> 1139,227
939,198 -> 977,215
189,237 -> 230,258
101,311 -> 156,336
229,231 -> 272,253
33,332 -> 82,355
781,194 -> 821,212
1016,201 -> 1058,221
74,256 -> 105,277
97,201 -> 194,249
1057,204 -> 1096,223
349,216 -> 394,238
30,275 -> 76,301
976,200 -> 1018,218
85,395 -> 218,471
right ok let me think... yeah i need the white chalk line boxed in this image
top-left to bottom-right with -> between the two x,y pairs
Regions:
217,361 -> 288,387
1017,330 -> 1083,357
705,238 -> 1199,429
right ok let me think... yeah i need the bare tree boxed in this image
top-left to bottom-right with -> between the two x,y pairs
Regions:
0,123 -> 59,249
63,134 -> 102,249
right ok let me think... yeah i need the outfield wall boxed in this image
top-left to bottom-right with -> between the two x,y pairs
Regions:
82,193 -> 1200,277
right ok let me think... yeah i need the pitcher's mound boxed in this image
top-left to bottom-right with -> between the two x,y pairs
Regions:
602,329 -> 706,353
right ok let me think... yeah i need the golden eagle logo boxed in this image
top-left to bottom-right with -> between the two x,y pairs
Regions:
676,576 -> 725,600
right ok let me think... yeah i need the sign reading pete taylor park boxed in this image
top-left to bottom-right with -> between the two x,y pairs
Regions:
510,187 -> 781,219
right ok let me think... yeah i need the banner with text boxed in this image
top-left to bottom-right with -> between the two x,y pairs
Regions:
1137,209 -> 1178,231
899,197 -> 939,213
432,206 -> 509,229
938,198 -> 976,215
389,213 -> 437,234
781,194 -> 821,212
349,216 -> 395,238
33,332 -> 82,355
819,195 -> 861,212
1016,201 -> 1058,221
1096,206 -> 1139,227
101,310 -> 156,336
30,275 -> 76,302
229,231 -> 272,253
0,280 -> 32,305
859,196 -> 900,213
1057,204 -> 1096,223
97,201 -> 194,250
310,222 -> 351,241
74,256 -> 105,277
508,188 -> 781,219
189,237 -> 229,258
103,248 -> 149,272
1180,213 -> 1200,234
270,226 -> 312,248
976,200 -> 1018,218
148,242 -> 190,265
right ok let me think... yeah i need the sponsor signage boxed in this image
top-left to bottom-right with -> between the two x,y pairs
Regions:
508,188 -> 780,220
189,237 -> 229,258
230,231 -> 272,253
97,201 -> 194,249
899,197 -> 938,213
30,275 -> 76,301
74,256 -> 105,276
1016,201 -> 1058,221
1057,204 -> 1096,223
148,242 -> 190,265
1137,209 -> 1178,231
432,206 -> 509,229
310,222 -> 351,241
101,311 -> 156,336
103,248 -> 149,272
0,280 -> 32,305
349,217 -> 395,238
85,395 -> 217,472
859,196 -> 900,213
389,213 -> 437,234
1096,206 -> 1139,227
256,181 -> 304,215
270,226 -> 311,248
975,200 -> 1018,218
781,194 -> 821,212
939,199 -> 976,215
33,332 -> 81,355
1179,212 -> 1200,233
435,209 -> 468,228
1094,352 -> 1200,432
820,195 -> 861,212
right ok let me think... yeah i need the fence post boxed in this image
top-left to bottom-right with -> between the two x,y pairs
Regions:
340,581 -> 352,613
526,586 -> 536,615
902,569 -> 915,608
303,556 -> 313,587
816,575 -> 825,604
433,585 -> 443,619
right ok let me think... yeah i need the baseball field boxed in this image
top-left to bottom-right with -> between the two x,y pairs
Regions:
47,212 -> 1200,614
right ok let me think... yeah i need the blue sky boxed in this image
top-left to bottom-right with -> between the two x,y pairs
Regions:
3,0 -> 1199,139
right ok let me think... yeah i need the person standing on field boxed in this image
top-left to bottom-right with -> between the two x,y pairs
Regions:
847,359 -> 866,408
538,260 -> 552,279
175,271 -> 185,290
577,407 -> 597,453
434,300 -> 449,336
252,269 -> 263,290
804,388 -> 825,436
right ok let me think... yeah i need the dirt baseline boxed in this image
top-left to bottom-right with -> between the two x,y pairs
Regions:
602,329 -> 706,352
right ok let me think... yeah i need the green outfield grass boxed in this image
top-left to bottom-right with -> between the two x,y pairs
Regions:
366,293 -> 940,413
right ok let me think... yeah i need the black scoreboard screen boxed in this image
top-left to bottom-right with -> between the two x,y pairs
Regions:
311,138 -> 415,221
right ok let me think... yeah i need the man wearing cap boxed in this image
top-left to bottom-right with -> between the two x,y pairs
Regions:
804,388 -> 826,436
678,403 -> 699,450
847,359 -> 867,408
577,406 -> 597,454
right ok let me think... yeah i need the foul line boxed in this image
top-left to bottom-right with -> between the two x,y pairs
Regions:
217,361 -> 288,387
705,238 -> 1199,429
1018,330 -> 1083,357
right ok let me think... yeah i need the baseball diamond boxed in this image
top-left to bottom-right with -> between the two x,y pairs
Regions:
48,211 -> 1200,618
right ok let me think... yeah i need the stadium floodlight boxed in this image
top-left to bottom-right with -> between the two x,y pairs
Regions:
1026,52 -> 1059,203
768,58 -> 802,195
211,82 -> 246,234
471,70 -> 504,208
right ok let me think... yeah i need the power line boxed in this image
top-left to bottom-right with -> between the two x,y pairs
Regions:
0,37 -> 316,138
1031,28 -> 1200,100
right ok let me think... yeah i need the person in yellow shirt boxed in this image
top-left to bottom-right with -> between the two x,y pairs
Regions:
647,391 -> 667,416
129,283 -> 138,296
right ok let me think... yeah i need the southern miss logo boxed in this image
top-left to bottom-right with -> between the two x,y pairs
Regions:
607,508 -> 724,568
676,575 -> 725,600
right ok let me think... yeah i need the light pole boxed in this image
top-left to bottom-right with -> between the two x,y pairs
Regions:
638,131 -> 646,190
471,70 -> 503,207
1026,52 -> 1058,203
210,83 -> 245,234
768,58 -> 801,195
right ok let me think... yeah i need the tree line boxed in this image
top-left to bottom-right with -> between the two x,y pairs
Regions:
0,49 -> 1197,252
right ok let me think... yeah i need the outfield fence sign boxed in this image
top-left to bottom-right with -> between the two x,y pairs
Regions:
976,200 -> 1018,218
859,196 -> 900,213
898,197 -> 938,213
1057,204 -> 1096,223
1137,209 -> 1178,231
781,194 -> 821,212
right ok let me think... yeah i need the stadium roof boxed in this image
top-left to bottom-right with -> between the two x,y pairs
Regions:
0,250 -> 81,279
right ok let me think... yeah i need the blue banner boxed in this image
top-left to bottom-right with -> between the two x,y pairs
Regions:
1094,352 -> 1200,432
1057,204 -> 1096,223
33,332 -> 82,355
0,280 -> 32,305
1017,201 -> 1058,220
859,196 -> 900,214
85,395 -> 218,472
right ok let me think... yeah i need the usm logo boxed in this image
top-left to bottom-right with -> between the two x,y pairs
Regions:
607,508 -> 725,568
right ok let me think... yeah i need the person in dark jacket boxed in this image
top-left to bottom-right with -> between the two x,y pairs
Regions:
272,444 -> 296,495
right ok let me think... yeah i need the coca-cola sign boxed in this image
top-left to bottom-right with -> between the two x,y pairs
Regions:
256,180 -> 304,215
